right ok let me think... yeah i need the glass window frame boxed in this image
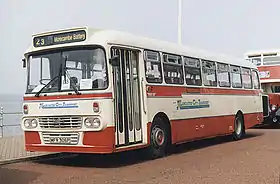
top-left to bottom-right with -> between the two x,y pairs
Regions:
26,46 -> 109,94
230,65 -> 242,88
162,53 -> 184,85
217,62 -> 230,88
202,59 -> 217,87
241,67 -> 253,89
183,56 -> 202,86
143,50 -> 163,84
252,70 -> 260,89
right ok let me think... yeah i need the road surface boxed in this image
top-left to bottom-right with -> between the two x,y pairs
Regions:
1,127 -> 280,184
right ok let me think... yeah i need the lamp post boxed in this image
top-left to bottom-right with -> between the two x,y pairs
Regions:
0,107 -> 3,137
177,0 -> 182,45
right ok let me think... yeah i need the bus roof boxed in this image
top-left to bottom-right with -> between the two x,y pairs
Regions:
245,49 -> 280,57
25,26 -> 257,69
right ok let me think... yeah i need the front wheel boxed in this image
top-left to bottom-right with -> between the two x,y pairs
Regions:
146,117 -> 169,159
232,113 -> 245,140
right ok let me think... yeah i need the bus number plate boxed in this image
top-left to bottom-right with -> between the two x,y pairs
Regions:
49,137 -> 71,144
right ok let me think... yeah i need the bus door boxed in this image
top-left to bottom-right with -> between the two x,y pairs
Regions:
111,47 -> 143,147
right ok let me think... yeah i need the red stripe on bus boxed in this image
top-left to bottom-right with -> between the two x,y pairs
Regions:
23,93 -> 113,101
170,112 -> 263,144
26,145 -> 114,154
200,88 -> 261,95
146,85 -> 261,97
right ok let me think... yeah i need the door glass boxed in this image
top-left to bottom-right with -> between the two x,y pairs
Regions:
125,51 -> 133,132
131,52 -> 141,131
112,48 -> 142,146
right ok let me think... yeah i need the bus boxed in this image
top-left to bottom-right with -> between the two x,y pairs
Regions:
21,26 -> 265,159
245,50 -> 280,124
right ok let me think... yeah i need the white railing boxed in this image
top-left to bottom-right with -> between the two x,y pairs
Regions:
0,107 -> 22,138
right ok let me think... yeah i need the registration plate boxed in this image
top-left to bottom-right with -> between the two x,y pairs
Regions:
49,137 -> 71,144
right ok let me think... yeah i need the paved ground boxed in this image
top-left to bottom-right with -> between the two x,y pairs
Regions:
0,136 -> 52,165
1,127 -> 280,184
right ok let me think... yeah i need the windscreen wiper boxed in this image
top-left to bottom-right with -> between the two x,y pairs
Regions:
63,56 -> 81,95
35,64 -> 63,97
64,68 -> 81,95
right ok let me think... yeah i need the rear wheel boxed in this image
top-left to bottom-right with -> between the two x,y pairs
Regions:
232,113 -> 245,140
146,116 -> 170,159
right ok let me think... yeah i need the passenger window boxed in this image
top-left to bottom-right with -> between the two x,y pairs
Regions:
241,68 -> 252,89
163,53 -> 184,84
217,63 -> 230,87
230,65 -> 242,88
184,56 -> 202,86
144,50 -> 162,83
202,60 -> 217,87
252,70 -> 260,89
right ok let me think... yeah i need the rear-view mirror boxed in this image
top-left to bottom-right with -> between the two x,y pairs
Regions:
22,58 -> 26,68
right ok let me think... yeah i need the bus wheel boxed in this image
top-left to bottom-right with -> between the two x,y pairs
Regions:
147,116 -> 169,159
232,113 -> 245,141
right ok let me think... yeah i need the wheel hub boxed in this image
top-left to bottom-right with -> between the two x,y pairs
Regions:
152,127 -> 165,147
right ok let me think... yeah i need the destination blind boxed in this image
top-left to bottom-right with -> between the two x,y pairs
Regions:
33,30 -> 86,47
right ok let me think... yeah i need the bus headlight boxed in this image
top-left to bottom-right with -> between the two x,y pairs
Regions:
23,118 -> 38,129
84,117 -> 101,129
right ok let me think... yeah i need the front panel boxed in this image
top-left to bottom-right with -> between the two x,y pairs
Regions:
22,96 -> 114,148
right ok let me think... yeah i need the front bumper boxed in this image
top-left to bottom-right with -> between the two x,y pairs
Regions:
24,127 -> 115,154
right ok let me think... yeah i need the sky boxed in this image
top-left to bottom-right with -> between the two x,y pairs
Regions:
0,0 -> 280,94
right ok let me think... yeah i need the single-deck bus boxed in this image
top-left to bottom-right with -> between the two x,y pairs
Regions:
22,27 -> 265,159
245,50 -> 280,124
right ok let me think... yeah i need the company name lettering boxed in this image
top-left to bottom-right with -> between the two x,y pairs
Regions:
39,102 -> 78,109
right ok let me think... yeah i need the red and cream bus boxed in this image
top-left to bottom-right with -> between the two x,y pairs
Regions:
21,26 -> 265,159
245,50 -> 280,124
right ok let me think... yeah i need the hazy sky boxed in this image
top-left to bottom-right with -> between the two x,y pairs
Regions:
0,0 -> 279,94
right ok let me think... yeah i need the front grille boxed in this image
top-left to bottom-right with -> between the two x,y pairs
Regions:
42,132 -> 79,145
38,116 -> 82,129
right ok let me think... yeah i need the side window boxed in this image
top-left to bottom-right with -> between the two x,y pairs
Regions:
29,56 -> 41,87
202,60 -> 217,87
241,68 -> 252,89
252,70 -> 260,89
29,56 -> 51,86
217,63 -> 230,87
184,56 -> 202,86
144,50 -> 162,83
163,53 -> 184,84
42,58 -> 51,81
230,65 -> 242,88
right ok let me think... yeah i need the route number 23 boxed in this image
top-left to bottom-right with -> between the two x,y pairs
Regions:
36,38 -> 45,46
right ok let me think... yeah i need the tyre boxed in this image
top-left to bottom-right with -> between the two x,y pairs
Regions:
146,116 -> 170,159
232,112 -> 245,140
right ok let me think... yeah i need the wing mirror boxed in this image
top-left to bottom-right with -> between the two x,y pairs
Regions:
22,58 -> 26,68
